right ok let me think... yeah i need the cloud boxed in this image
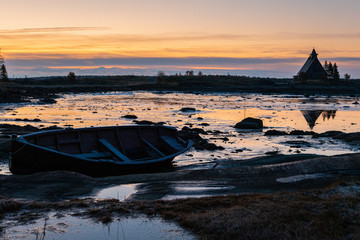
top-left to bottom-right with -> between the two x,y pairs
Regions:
0,27 -> 110,34
7,56 -> 303,68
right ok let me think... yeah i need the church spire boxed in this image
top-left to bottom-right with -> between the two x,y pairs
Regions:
310,48 -> 318,59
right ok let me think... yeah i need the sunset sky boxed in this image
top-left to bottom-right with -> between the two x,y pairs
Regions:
1,0 -> 360,78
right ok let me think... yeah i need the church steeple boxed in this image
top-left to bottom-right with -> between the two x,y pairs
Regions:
310,48 -> 318,59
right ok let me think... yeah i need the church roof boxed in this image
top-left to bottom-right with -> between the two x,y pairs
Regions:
297,48 -> 326,76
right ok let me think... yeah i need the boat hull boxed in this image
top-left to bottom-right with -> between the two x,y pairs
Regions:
10,125 -> 192,177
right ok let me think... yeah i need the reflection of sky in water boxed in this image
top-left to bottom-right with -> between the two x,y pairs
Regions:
2,213 -> 195,240
94,184 -> 138,200
1,92 -> 359,168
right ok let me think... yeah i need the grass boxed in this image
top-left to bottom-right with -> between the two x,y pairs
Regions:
0,181 -> 359,239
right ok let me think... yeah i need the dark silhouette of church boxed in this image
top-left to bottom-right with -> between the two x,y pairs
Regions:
294,48 -> 327,80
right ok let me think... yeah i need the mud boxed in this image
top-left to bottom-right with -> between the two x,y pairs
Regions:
1,153 -> 359,201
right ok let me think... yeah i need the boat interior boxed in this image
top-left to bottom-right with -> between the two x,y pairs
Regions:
24,126 -> 186,161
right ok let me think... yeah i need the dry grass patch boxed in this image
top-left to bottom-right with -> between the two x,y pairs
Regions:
124,183 -> 360,240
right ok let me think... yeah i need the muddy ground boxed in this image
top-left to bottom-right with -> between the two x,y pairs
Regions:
1,80 -> 360,239
1,152 -> 360,239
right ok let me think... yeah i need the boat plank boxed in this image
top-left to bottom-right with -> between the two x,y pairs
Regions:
99,139 -> 131,162
74,151 -> 113,159
161,136 -> 183,151
142,139 -> 166,157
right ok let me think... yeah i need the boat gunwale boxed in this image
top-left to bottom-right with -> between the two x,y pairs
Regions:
12,125 -> 193,165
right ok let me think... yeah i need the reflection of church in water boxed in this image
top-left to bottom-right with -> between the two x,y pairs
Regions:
300,110 -> 337,129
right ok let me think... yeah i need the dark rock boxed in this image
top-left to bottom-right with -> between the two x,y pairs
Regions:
234,117 -> 263,129
190,128 -> 207,134
122,114 -> 138,119
264,130 -> 288,136
313,131 -> 344,138
179,127 -> 223,151
333,132 -> 360,142
352,101 -> 359,105
282,140 -> 311,147
265,150 -> 280,155
197,117 -> 203,120
16,118 -> 42,122
199,123 -> 210,126
289,130 -> 316,135
180,107 -> 196,112
133,120 -> 156,125
38,98 -> 57,104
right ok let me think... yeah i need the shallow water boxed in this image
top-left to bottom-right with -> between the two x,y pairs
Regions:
1,92 -> 359,172
1,91 -> 359,239
1,212 -> 195,240
93,184 -> 139,200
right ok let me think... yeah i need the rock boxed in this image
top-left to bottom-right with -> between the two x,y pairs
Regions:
333,132 -> 360,142
14,118 -> 41,122
282,140 -> 311,147
180,107 -> 196,112
352,101 -> 359,105
265,130 -> 288,136
313,131 -> 344,138
38,98 -> 57,104
122,114 -> 138,119
265,150 -> 280,155
179,127 -> 223,151
234,117 -> 263,129
133,120 -> 156,125
289,130 -> 316,136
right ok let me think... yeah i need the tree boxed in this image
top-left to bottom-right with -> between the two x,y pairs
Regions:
157,71 -> 165,83
344,73 -> 351,81
333,63 -> 339,82
0,53 -> 8,82
327,62 -> 334,79
185,70 -> 194,76
67,72 -> 76,82
0,64 -> 8,82
324,61 -> 340,82
198,71 -> 204,76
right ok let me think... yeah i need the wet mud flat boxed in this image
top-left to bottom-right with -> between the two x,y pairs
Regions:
1,153 -> 360,239
1,90 -> 360,239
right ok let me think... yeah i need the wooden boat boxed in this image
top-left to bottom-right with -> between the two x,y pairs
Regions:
10,125 -> 192,176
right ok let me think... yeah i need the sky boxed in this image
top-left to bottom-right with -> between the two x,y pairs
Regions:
1,0 -> 360,78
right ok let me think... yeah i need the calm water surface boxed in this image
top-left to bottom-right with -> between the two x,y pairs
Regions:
1,91 -> 359,171
1,91 -> 359,239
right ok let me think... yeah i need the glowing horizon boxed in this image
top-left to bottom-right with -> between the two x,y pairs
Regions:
1,0 -> 360,78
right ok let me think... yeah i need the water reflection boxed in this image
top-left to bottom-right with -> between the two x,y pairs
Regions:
0,92 -> 359,171
301,110 -> 337,130
322,110 -> 337,121
2,213 -> 195,240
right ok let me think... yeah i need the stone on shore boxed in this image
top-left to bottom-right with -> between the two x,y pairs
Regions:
234,117 -> 263,129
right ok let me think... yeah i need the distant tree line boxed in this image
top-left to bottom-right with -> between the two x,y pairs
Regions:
324,61 -> 339,82
0,54 -> 8,82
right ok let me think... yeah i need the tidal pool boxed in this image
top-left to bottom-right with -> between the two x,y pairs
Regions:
1,91 -> 359,171
1,213 -> 195,240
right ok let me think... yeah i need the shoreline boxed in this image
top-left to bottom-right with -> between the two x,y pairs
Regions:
1,76 -> 360,105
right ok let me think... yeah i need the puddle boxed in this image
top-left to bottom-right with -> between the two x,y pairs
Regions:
1,213 -> 195,240
93,184 -> 139,201
163,183 -> 236,200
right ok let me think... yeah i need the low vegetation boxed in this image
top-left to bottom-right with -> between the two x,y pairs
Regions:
1,181 -> 359,240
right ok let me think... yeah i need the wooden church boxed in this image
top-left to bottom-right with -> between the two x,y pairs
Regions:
294,48 -> 327,81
